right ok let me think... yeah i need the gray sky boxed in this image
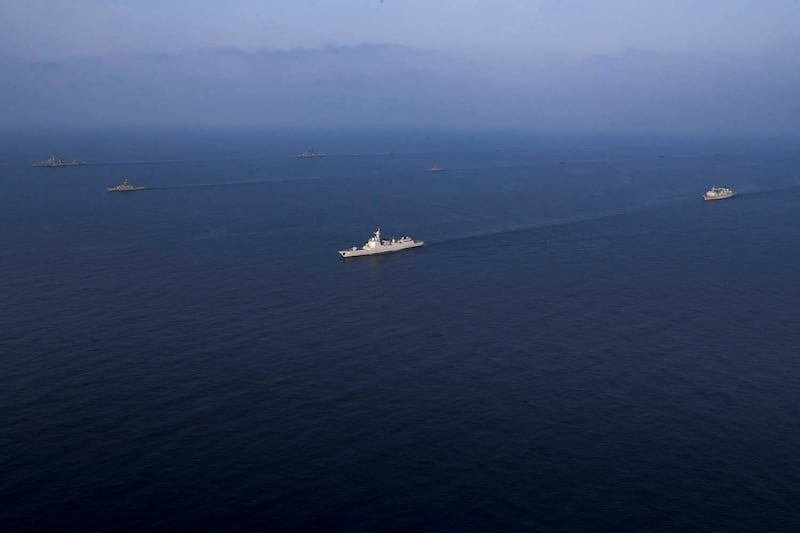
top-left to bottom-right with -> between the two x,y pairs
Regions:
1,1 -> 798,134
2,0 -> 798,61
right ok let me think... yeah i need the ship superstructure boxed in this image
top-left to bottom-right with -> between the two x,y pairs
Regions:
106,179 -> 146,192
704,186 -> 735,201
339,228 -> 424,258
298,149 -> 326,158
32,156 -> 85,167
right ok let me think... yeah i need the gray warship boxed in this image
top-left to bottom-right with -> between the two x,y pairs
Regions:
32,156 -> 85,167
298,149 -> 326,158
339,228 -> 424,258
107,179 -> 146,192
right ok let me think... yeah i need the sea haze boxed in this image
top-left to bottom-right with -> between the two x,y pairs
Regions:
1,130 -> 799,530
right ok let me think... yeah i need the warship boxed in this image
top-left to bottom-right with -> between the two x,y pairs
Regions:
107,179 -> 146,192
297,149 -> 326,158
703,186 -> 735,201
32,156 -> 85,167
339,228 -> 424,258
426,163 -> 444,172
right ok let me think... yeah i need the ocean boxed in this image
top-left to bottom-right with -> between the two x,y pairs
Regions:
1,130 -> 799,530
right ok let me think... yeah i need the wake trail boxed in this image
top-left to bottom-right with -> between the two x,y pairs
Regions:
87,156 -> 283,166
429,184 -> 800,246
733,184 -> 800,197
85,151 -> 724,167
142,176 -> 326,190
429,202 -> 679,246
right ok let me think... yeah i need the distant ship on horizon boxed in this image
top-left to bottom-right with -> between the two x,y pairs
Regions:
107,178 -> 146,193
297,149 -> 326,158
32,156 -> 85,167
426,163 -> 444,172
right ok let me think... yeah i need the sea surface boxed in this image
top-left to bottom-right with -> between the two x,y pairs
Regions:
1,130 -> 799,530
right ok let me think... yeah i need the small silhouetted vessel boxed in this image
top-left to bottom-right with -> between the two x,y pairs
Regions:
107,179 -> 145,193
32,156 -> 85,167
704,186 -> 735,201
339,228 -> 424,258
298,149 -> 326,158
426,163 -> 444,172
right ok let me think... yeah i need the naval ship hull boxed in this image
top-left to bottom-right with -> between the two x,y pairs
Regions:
339,240 -> 424,258
703,192 -> 736,201
32,160 -> 85,167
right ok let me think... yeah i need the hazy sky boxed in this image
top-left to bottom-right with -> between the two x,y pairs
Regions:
1,1 -> 798,133
2,0 -> 798,61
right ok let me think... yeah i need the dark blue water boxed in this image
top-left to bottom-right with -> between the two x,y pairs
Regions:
2,130 -> 799,530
